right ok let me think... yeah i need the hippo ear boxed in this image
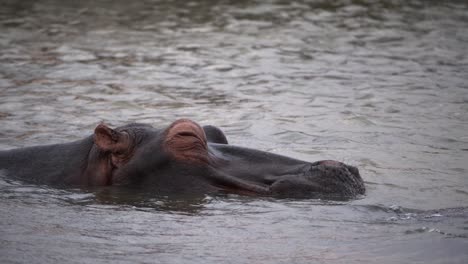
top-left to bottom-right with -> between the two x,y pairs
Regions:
93,123 -> 130,153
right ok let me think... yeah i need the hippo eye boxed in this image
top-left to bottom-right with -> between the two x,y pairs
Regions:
178,131 -> 198,137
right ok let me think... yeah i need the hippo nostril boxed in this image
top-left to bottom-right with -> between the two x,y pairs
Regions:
346,165 -> 360,178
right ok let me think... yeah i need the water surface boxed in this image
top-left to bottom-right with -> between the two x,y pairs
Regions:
1,0 -> 467,263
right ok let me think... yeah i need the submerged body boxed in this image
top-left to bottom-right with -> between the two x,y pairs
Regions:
0,119 -> 365,199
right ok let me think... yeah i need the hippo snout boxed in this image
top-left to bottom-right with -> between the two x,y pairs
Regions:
269,161 -> 365,199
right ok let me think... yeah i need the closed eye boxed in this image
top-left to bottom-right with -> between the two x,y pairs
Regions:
177,131 -> 199,138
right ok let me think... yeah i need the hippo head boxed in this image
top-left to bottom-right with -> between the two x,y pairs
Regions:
85,119 -> 365,199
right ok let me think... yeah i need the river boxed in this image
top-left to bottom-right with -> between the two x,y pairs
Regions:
1,0 -> 467,263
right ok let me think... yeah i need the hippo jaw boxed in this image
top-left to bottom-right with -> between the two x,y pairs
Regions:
205,143 -> 366,199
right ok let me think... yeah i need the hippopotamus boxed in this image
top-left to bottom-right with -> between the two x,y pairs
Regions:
0,119 -> 365,199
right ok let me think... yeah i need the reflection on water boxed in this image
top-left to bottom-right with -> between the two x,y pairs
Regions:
1,0 -> 468,263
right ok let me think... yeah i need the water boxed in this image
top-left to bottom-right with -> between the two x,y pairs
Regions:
1,0 -> 467,263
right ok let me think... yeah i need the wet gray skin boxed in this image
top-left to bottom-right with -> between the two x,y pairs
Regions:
205,144 -> 365,199
1,0 -> 468,263
0,120 -> 365,199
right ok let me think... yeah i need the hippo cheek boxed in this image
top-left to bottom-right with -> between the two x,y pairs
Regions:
113,149 -> 175,186
109,167 -> 134,185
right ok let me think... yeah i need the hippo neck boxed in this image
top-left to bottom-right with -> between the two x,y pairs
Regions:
0,136 -> 95,185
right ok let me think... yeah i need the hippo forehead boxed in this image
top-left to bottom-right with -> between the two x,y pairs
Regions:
115,123 -> 153,132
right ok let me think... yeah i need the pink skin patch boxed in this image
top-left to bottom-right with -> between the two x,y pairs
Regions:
166,119 -> 207,143
164,119 -> 209,164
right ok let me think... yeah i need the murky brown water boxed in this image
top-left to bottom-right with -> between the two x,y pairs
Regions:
1,0 -> 468,263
